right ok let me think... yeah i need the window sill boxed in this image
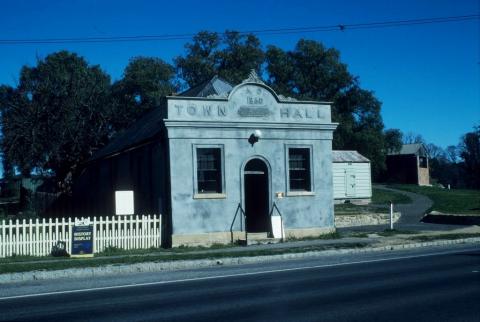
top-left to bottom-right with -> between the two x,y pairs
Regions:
286,191 -> 315,197
193,193 -> 227,200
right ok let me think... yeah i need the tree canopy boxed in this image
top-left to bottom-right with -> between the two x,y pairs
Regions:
1,32 -> 411,188
384,129 -> 403,153
0,51 -> 111,190
175,35 -> 394,177
265,40 -> 386,177
459,126 -> 480,189
110,56 -> 175,131
175,31 -> 264,87
266,40 -> 354,100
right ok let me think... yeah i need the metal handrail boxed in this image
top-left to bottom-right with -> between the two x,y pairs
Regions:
268,202 -> 284,242
230,203 -> 247,244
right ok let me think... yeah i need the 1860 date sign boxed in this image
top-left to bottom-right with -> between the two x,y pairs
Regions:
71,218 -> 94,258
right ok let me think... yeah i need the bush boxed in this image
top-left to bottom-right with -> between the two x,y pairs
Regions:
50,241 -> 70,257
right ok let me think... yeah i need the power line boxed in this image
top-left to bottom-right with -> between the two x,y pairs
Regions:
0,14 -> 478,45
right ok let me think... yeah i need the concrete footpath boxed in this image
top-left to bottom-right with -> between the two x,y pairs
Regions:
1,225 -> 479,284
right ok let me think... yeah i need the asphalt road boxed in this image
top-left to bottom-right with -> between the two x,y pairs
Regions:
1,245 -> 479,322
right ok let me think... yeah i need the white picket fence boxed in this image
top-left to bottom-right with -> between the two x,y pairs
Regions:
0,215 -> 162,258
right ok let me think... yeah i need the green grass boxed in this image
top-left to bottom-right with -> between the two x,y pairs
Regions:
98,246 -> 166,256
377,229 -> 419,237
334,203 -> 388,215
372,188 -> 412,204
0,243 -> 235,264
390,184 -> 480,214
335,188 -> 412,216
408,233 -> 480,242
286,231 -> 341,241
0,254 -> 66,264
0,242 -> 369,274
97,243 -> 234,257
348,232 -> 370,238
0,232 -> 350,274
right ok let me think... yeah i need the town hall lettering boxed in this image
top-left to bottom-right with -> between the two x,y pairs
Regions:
173,103 -> 325,121
280,107 -> 324,119
174,104 -> 227,117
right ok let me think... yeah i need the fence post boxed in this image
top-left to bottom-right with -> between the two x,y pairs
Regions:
19,219 -> 23,255
67,217 -> 72,255
112,215 -> 117,249
159,214 -> 162,248
28,218 -> 33,256
34,218 -> 39,256
13,219 -> 18,256
106,216 -> 111,249
1,219 -> 5,257
8,219 -> 12,256
92,216 -> 97,254
49,217 -> 54,256
54,217 -> 59,253
138,214 -> 142,250
390,201 -> 394,230
97,216 -> 102,253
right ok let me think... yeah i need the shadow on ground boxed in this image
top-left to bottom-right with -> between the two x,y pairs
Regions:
422,214 -> 480,225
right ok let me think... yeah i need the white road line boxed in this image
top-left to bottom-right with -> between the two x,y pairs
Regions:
0,247 -> 476,301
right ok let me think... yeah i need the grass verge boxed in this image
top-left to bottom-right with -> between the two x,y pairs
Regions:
335,187 -> 411,215
407,233 -> 480,242
0,242 -> 369,275
98,243 -> 234,257
286,231 -> 341,241
334,203 -> 387,215
348,232 -> 370,238
377,229 -> 419,237
389,184 -> 480,215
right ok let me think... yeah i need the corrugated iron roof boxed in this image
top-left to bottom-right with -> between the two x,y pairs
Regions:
332,150 -> 370,163
388,143 -> 426,156
178,75 -> 233,98
89,106 -> 166,162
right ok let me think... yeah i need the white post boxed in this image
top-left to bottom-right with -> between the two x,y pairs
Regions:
68,217 -> 73,255
1,219 -> 5,257
92,216 -> 97,254
390,202 -> 394,230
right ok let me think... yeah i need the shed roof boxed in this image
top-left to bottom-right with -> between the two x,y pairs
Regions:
388,143 -> 427,156
89,106 -> 166,162
332,150 -> 370,163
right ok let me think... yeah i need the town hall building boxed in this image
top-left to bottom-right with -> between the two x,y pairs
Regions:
72,71 -> 338,246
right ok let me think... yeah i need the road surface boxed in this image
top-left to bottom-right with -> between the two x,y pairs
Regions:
1,245 -> 479,321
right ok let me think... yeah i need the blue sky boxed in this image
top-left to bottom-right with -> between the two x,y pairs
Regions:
0,0 -> 479,151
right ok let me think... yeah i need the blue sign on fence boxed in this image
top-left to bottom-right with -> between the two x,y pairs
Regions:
71,219 -> 94,258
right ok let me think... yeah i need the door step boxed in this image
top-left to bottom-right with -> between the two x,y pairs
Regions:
246,237 -> 282,246
236,232 -> 283,246
248,232 -> 269,239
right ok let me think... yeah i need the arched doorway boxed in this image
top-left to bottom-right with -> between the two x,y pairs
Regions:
244,158 -> 270,232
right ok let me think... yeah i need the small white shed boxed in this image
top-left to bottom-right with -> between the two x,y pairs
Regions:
332,151 -> 372,204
